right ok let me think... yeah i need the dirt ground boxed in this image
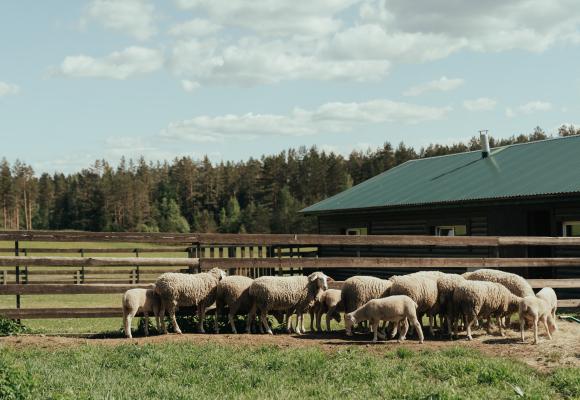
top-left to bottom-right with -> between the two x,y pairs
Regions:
2,320 -> 579,372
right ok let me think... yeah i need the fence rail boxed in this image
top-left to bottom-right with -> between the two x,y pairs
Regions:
0,230 -> 579,323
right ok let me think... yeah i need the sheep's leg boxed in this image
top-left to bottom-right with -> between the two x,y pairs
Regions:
376,322 -> 386,340
497,316 -> 505,337
286,311 -> 293,333
197,305 -> 206,333
309,309 -> 315,332
228,304 -> 239,334
410,317 -> 424,344
428,315 -> 435,336
159,304 -> 167,334
169,304 -> 182,335
542,317 -> 553,340
388,321 -> 398,339
295,313 -> 303,335
261,309 -> 273,335
466,316 -> 475,341
520,317 -> 526,343
143,312 -> 149,337
325,314 -> 332,333
214,303 -> 221,334
533,317 -> 539,345
301,313 -> 306,333
371,320 -> 380,342
124,310 -> 133,339
504,315 -> 512,329
246,304 -> 256,334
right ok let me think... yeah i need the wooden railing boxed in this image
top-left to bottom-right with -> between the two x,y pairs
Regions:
0,230 -> 579,321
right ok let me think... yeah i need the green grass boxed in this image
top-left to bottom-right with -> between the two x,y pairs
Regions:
0,343 -> 578,399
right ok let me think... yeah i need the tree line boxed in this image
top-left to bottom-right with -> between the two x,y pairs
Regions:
1,125 -> 578,233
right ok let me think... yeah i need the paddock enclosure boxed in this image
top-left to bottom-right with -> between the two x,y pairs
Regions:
0,230 -> 579,321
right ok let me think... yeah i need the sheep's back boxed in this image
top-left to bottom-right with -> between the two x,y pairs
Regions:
341,276 -> 392,313
155,272 -> 219,306
464,269 -> 534,297
250,276 -> 309,310
390,275 -> 438,313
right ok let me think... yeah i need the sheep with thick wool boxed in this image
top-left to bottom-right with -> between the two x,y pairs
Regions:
436,273 -> 466,336
155,268 -> 226,334
214,275 -> 254,334
389,274 -> 439,335
122,287 -> 161,339
309,288 -> 342,332
452,280 -> 521,340
248,272 -> 329,335
518,293 -> 557,344
344,295 -> 424,343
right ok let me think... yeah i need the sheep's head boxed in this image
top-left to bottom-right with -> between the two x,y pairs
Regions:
507,295 -> 522,314
308,272 -> 329,291
344,313 -> 356,336
208,268 -> 226,281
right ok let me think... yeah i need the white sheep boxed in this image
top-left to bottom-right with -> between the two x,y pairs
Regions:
122,288 -> 161,339
214,275 -> 254,334
344,295 -> 424,343
155,268 -> 226,334
518,294 -> 557,344
341,276 -> 392,334
309,288 -> 342,332
436,273 -> 466,336
248,272 -> 329,335
536,287 -> 558,330
389,274 -> 439,336
452,280 -> 521,340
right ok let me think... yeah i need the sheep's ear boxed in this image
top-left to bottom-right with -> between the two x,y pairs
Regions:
309,273 -> 319,282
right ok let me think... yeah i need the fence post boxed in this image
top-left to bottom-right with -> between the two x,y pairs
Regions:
135,249 -> 140,283
1,269 -> 6,285
80,248 -> 85,284
24,248 -> 29,284
15,240 -> 20,323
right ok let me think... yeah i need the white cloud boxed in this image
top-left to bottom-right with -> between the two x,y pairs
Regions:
174,0 -> 358,37
54,47 -> 163,80
0,82 -> 20,97
505,101 -> 553,117
170,37 -> 390,85
519,100 -> 553,114
403,76 -> 464,96
160,99 -> 451,142
169,18 -> 222,36
181,79 -> 200,92
463,97 -> 497,111
86,0 -> 156,40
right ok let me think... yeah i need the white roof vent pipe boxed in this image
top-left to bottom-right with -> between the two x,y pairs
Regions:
479,130 -> 491,158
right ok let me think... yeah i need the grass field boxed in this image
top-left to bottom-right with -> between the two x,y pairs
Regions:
1,342 -> 579,400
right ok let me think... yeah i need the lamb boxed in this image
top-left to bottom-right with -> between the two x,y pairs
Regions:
452,280 -> 521,340
518,295 -> 557,344
344,295 -> 424,343
436,273 -> 466,335
248,272 -> 329,335
341,276 -> 392,334
122,287 -> 161,339
309,288 -> 342,332
536,287 -> 558,329
214,275 -> 254,334
155,268 -> 226,334
389,274 -> 439,335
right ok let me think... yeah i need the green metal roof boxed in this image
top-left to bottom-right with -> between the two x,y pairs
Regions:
302,135 -> 580,214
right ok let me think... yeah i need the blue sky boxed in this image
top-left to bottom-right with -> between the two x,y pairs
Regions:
0,0 -> 579,173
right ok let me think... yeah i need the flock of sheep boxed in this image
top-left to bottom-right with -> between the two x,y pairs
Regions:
122,268 -> 558,345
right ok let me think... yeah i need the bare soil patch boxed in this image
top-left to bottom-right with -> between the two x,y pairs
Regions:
2,320 -> 579,372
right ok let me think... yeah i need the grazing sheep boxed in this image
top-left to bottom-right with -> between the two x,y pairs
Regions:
122,288 -> 161,339
248,272 -> 329,335
452,280 -> 521,340
214,275 -> 254,334
341,276 -> 392,334
155,268 -> 226,334
389,274 -> 439,335
309,289 -> 342,332
463,269 -> 534,328
436,273 -> 466,336
536,287 -> 558,329
519,295 -> 557,344
344,295 -> 424,343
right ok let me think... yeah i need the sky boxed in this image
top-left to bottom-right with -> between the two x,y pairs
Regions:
0,0 -> 579,174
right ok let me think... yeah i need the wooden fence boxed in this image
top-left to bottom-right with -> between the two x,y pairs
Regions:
0,230 -> 579,320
